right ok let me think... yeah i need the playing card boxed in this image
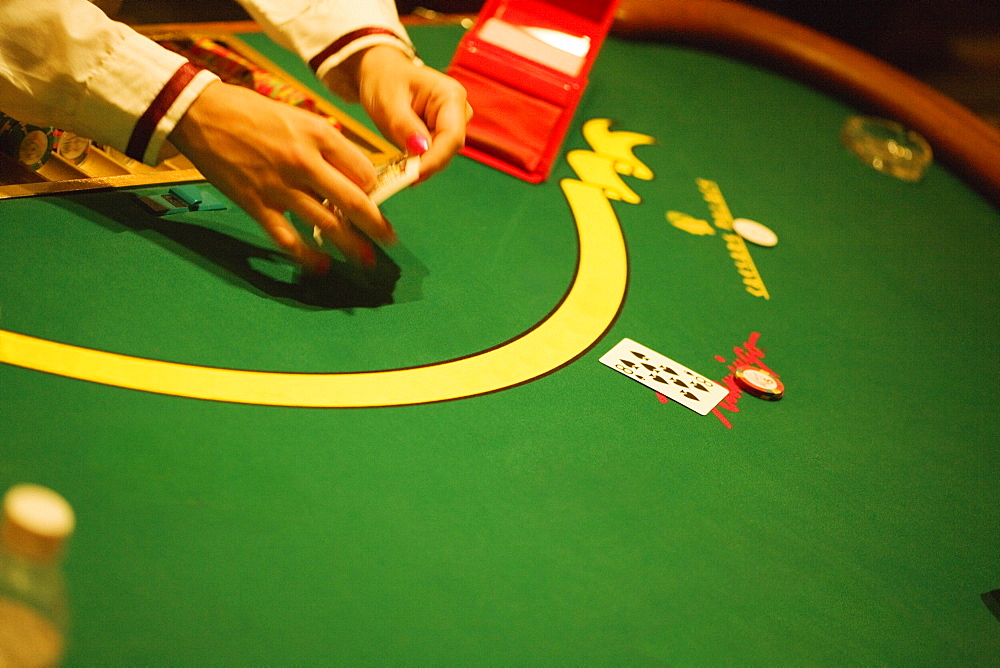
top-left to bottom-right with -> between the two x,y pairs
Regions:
599,338 -> 728,415
369,154 -> 421,205
477,17 -> 587,76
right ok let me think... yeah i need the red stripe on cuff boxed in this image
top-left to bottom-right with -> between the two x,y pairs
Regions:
308,27 -> 399,72
126,61 -> 201,162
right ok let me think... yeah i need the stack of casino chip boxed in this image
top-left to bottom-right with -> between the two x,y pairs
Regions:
53,130 -> 92,166
734,366 -> 784,401
0,112 -> 55,171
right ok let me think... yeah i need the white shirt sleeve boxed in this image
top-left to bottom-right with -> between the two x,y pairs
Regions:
0,0 -> 219,165
0,0 -> 411,165
233,0 -> 415,101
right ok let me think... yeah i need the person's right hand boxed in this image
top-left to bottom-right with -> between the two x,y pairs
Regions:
169,80 -> 396,273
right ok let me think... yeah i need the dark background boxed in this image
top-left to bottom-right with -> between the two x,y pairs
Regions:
116,0 -> 1000,127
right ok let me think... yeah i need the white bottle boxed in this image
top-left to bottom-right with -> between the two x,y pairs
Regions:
0,484 -> 75,667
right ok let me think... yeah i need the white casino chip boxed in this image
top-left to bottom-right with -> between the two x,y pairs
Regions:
732,218 -> 778,247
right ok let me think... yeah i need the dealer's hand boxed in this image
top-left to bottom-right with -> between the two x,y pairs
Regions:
345,45 -> 471,180
169,80 -> 394,273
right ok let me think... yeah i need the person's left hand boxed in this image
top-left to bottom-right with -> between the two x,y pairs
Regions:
346,45 -> 471,180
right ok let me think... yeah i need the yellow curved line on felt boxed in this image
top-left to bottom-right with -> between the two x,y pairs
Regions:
0,179 -> 627,407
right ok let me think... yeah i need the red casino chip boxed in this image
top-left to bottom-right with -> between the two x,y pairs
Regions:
734,366 -> 784,401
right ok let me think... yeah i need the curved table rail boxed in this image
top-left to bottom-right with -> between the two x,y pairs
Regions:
613,0 -> 1000,206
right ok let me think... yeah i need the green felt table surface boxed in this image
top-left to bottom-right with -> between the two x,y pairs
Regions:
1,24 -> 998,663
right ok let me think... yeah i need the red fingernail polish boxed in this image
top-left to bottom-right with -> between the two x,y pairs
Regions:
382,217 -> 398,244
312,254 -> 331,276
406,133 -> 430,156
360,243 -> 376,267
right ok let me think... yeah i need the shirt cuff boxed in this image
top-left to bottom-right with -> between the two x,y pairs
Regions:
133,67 -> 219,165
312,29 -> 417,103
70,26 -> 220,165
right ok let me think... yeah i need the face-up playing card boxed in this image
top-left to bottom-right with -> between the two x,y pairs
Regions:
599,338 -> 729,415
